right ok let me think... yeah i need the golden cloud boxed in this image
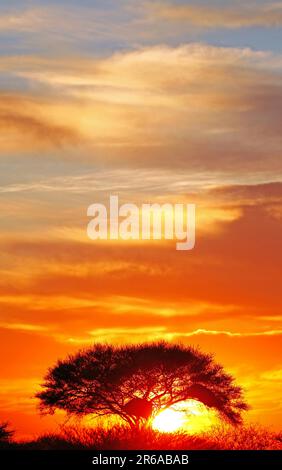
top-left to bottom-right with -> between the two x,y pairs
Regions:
0,94 -> 79,153
152,2 -> 282,29
0,44 -> 280,176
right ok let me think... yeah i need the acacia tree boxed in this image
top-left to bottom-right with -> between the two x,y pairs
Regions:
36,342 -> 248,428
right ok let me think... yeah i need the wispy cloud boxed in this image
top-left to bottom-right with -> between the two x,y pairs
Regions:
0,5 -> 133,38
183,328 -> 282,337
0,96 -> 79,151
0,322 -> 48,332
0,2 -> 158,51
152,2 -> 282,29
0,44 -> 281,177
0,7 -> 51,33
261,368 -> 282,381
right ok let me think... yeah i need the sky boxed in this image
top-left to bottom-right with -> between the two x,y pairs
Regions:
0,0 -> 281,438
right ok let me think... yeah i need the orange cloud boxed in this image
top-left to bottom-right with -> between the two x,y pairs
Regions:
0,94 -> 79,153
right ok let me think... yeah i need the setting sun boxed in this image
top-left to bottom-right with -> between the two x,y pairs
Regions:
152,400 -> 217,433
152,408 -> 185,433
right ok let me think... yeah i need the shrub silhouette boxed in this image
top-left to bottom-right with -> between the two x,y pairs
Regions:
0,422 -> 14,442
36,342 -> 248,428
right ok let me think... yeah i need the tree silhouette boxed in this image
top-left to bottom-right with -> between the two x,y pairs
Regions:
36,342 -> 248,428
0,422 -> 14,442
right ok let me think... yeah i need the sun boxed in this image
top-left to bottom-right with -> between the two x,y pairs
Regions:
152,408 -> 185,433
152,400 -> 216,433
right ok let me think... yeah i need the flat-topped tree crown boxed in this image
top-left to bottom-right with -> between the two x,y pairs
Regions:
36,342 -> 248,428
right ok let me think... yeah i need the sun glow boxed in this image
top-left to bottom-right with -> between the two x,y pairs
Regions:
152,400 -> 216,433
152,408 -> 185,433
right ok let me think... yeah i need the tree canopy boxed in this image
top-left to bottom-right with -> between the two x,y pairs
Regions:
36,342 -> 248,427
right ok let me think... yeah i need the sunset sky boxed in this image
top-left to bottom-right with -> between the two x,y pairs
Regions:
0,0 -> 281,438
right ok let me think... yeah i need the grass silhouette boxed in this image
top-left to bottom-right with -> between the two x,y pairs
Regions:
2,423 -> 281,450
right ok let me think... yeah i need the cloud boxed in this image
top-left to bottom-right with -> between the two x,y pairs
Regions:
206,182 -> 282,216
0,167 -> 228,194
183,328 -> 282,337
261,368 -> 282,381
0,44 -> 281,176
0,322 -> 48,332
0,181 -> 281,301
0,7 -> 50,33
0,94 -> 79,152
152,2 -> 282,29
0,2 -> 161,52
57,327 -> 282,345
209,182 -> 282,200
0,4 -> 128,38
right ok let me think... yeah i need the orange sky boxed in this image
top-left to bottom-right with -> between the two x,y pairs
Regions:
0,0 -> 282,439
